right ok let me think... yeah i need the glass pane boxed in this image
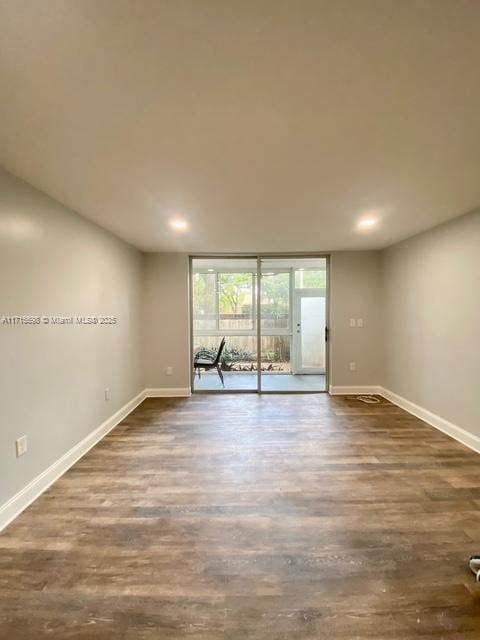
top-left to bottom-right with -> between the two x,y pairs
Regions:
261,335 -> 291,373
192,258 -> 257,391
295,269 -> 327,289
260,257 -> 327,392
193,335 -> 258,391
218,273 -> 254,331
192,272 -> 216,331
261,272 -> 290,331
301,297 -> 326,370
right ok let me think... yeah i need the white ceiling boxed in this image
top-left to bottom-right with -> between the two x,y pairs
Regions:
1,0 -> 480,252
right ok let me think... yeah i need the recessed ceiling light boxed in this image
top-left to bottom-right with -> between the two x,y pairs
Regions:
169,218 -> 188,231
297,268 -> 305,271
263,272 -> 275,276
357,216 -> 379,230
207,268 -> 214,272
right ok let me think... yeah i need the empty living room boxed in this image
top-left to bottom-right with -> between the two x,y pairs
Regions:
1,1 -> 480,637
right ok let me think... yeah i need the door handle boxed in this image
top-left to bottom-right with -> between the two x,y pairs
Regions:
325,327 -> 329,342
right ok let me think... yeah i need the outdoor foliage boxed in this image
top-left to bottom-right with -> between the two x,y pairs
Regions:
195,336 -> 291,371
193,269 -> 326,324
196,344 -> 255,364
193,267 -> 325,367
218,273 -> 253,314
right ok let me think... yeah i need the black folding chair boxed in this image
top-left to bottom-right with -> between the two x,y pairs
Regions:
193,337 -> 226,387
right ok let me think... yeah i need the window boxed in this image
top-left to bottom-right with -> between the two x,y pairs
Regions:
261,271 -> 290,332
294,269 -> 326,289
193,268 -> 256,334
218,272 -> 255,331
192,272 -> 216,331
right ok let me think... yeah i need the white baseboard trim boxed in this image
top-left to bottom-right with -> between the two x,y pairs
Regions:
329,385 -> 381,395
379,387 -> 480,455
146,387 -> 191,398
0,388 -> 147,533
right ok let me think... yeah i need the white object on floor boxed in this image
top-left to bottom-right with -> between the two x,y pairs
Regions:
356,395 -> 380,404
469,556 -> 480,581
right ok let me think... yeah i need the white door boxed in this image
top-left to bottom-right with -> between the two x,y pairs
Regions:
292,289 -> 326,374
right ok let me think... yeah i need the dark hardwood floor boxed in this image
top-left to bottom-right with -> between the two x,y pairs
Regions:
1,394 -> 480,638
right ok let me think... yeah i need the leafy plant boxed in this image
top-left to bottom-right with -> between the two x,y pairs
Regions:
196,344 -> 255,365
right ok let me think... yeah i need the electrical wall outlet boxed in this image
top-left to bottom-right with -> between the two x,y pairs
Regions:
166,366 -> 173,376
349,318 -> 356,327
104,388 -> 110,401
349,362 -> 356,371
16,435 -> 28,458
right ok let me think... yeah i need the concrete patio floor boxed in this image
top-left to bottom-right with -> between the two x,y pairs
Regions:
193,372 -> 327,392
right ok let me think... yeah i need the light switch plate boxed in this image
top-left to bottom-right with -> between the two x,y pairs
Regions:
16,435 -> 28,457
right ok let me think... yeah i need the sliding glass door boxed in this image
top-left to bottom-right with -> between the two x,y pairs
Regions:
191,256 -> 328,393
259,257 -> 327,392
191,257 -> 258,391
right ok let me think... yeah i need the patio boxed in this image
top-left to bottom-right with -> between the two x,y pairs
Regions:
194,371 -> 327,392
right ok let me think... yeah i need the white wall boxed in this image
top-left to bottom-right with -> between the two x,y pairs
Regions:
329,252 -> 383,389
140,251 -> 383,392
142,253 -> 191,391
0,170 -> 143,508
381,210 -> 480,437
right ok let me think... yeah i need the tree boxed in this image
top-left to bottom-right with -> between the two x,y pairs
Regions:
218,273 -> 253,314
261,272 -> 289,321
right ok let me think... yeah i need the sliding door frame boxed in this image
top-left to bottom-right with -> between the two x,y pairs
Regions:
189,253 -> 330,394
189,254 -> 259,394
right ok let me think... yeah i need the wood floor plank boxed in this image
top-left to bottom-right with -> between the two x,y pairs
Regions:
1,394 -> 479,638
